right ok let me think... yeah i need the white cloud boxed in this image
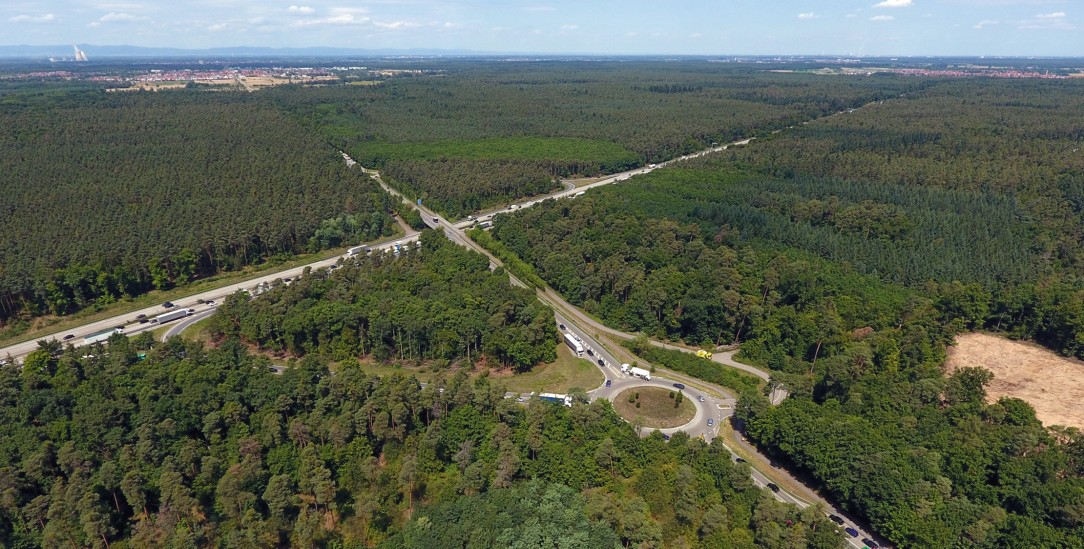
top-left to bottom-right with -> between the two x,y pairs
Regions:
1036,12 -> 1066,19
288,5 -> 315,15
870,15 -> 895,21
207,22 -> 227,31
100,12 -> 137,22
973,19 -> 998,28
373,20 -> 418,30
873,0 -> 912,8
9,13 -> 56,23
798,12 -> 818,19
560,24 -> 578,30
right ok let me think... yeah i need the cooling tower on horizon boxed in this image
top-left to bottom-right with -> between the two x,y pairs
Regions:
73,45 -> 88,62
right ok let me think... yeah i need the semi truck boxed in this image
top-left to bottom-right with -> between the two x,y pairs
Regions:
153,309 -> 190,324
83,328 -> 123,345
347,245 -> 369,256
563,333 -> 585,356
536,393 -> 573,407
629,367 -> 652,381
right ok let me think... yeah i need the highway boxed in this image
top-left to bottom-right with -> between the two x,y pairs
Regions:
0,232 -> 422,362
0,104 -> 887,547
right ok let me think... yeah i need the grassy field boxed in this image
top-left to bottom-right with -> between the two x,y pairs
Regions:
355,137 -> 639,164
612,386 -> 696,429
499,345 -> 604,394
947,332 -> 1084,429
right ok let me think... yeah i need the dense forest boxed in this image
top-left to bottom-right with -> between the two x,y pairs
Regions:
485,75 -> 1084,547
0,334 -> 842,548
0,89 -> 394,334
266,64 -> 922,217
210,231 -> 557,370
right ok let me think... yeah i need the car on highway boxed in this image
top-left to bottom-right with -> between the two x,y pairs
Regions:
162,301 -> 174,308
63,334 -> 74,340
558,323 -> 566,331
605,380 -> 611,387
186,308 -> 196,314
735,457 -> 746,463
136,314 -> 147,320
862,538 -> 879,548
766,483 -> 780,493
707,418 -> 714,426
206,300 -> 216,306
673,383 -> 685,390
586,348 -> 594,356
828,514 -> 844,525
598,358 -> 605,366
845,527 -> 859,537
697,395 -> 706,402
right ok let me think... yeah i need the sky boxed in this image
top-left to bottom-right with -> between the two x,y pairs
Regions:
2,0 -> 1081,56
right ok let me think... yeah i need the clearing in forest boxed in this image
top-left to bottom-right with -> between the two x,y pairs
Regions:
946,333 -> 1084,429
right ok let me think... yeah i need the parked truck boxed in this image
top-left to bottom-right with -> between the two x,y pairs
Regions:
153,309 -> 190,324
629,366 -> 651,381
536,392 -> 573,407
563,333 -> 585,356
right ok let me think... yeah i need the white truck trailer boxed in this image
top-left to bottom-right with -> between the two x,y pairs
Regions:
83,328 -> 123,345
629,366 -> 652,381
562,333 -> 585,356
536,393 -> 573,407
153,309 -> 190,324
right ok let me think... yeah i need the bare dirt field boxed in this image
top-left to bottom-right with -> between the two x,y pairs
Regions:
946,332 -> 1084,428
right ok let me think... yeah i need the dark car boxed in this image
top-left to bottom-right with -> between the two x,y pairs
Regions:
766,483 -> 780,493
735,457 -> 746,463
136,313 -> 147,320
559,323 -> 566,331
862,538 -> 879,548
605,380 -> 612,387
63,334 -> 75,340
586,348 -> 594,356
162,301 -> 174,308
828,514 -> 844,525
707,418 -> 714,426
845,527 -> 859,537
673,383 -> 685,390
598,358 -> 605,366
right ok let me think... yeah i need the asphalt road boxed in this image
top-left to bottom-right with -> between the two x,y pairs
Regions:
0,233 -> 421,362
0,104 -> 887,547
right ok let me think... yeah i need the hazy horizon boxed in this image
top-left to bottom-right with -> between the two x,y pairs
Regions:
3,1 -> 1082,57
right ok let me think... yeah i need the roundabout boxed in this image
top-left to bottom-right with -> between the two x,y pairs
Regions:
611,386 -> 696,429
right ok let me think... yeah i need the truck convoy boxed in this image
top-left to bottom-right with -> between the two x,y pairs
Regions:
536,393 -> 573,407
153,309 -> 190,324
562,333 -> 585,356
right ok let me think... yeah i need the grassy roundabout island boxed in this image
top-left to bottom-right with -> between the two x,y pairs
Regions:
613,386 -> 696,429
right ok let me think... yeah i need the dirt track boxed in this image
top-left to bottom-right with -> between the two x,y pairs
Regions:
946,333 -> 1084,428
